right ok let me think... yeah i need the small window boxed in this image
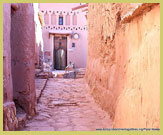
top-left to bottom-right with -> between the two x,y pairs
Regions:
72,43 -> 75,47
59,16 -> 63,25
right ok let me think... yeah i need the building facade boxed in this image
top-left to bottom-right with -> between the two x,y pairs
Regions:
39,3 -> 87,70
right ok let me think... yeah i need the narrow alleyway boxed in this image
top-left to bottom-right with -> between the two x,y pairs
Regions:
23,77 -> 113,131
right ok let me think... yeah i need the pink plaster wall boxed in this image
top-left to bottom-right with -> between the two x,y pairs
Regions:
39,3 -> 87,69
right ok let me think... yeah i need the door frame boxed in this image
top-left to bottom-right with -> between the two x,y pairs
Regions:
53,34 -> 67,70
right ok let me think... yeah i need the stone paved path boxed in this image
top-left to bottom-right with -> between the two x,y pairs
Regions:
23,78 -> 112,131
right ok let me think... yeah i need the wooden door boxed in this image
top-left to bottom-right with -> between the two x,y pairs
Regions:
53,36 -> 67,70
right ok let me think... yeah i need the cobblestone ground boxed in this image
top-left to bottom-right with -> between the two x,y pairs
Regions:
23,78 -> 112,131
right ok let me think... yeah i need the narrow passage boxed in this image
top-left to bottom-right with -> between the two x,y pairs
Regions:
23,77 -> 112,131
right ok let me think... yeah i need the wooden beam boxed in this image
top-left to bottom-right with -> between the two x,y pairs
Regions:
82,8 -> 88,12
72,3 -> 88,11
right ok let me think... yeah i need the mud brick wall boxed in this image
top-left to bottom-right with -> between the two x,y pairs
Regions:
10,3 -> 37,117
3,3 -> 18,131
86,3 -> 160,128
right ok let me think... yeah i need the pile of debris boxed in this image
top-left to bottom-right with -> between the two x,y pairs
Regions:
35,69 -> 53,79
35,68 -> 86,79
62,68 -> 86,79
63,71 -> 76,79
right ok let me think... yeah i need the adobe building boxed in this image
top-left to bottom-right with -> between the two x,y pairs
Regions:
86,3 -> 160,128
3,3 -> 43,130
39,3 -> 87,70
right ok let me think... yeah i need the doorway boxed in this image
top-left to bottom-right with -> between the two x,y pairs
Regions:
53,35 -> 67,70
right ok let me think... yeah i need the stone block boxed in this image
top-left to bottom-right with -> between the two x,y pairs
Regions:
63,71 -> 76,79
3,102 -> 18,131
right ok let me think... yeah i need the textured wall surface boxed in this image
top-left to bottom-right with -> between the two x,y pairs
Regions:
3,3 -> 13,104
10,3 -> 37,117
3,3 -> 18,131
86,3 -> 160,128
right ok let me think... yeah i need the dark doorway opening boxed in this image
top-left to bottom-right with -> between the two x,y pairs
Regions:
53,36 -> 67,70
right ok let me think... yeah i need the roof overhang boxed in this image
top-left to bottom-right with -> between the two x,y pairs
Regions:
121,3 -> 159,23
49,30 -> 73,38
